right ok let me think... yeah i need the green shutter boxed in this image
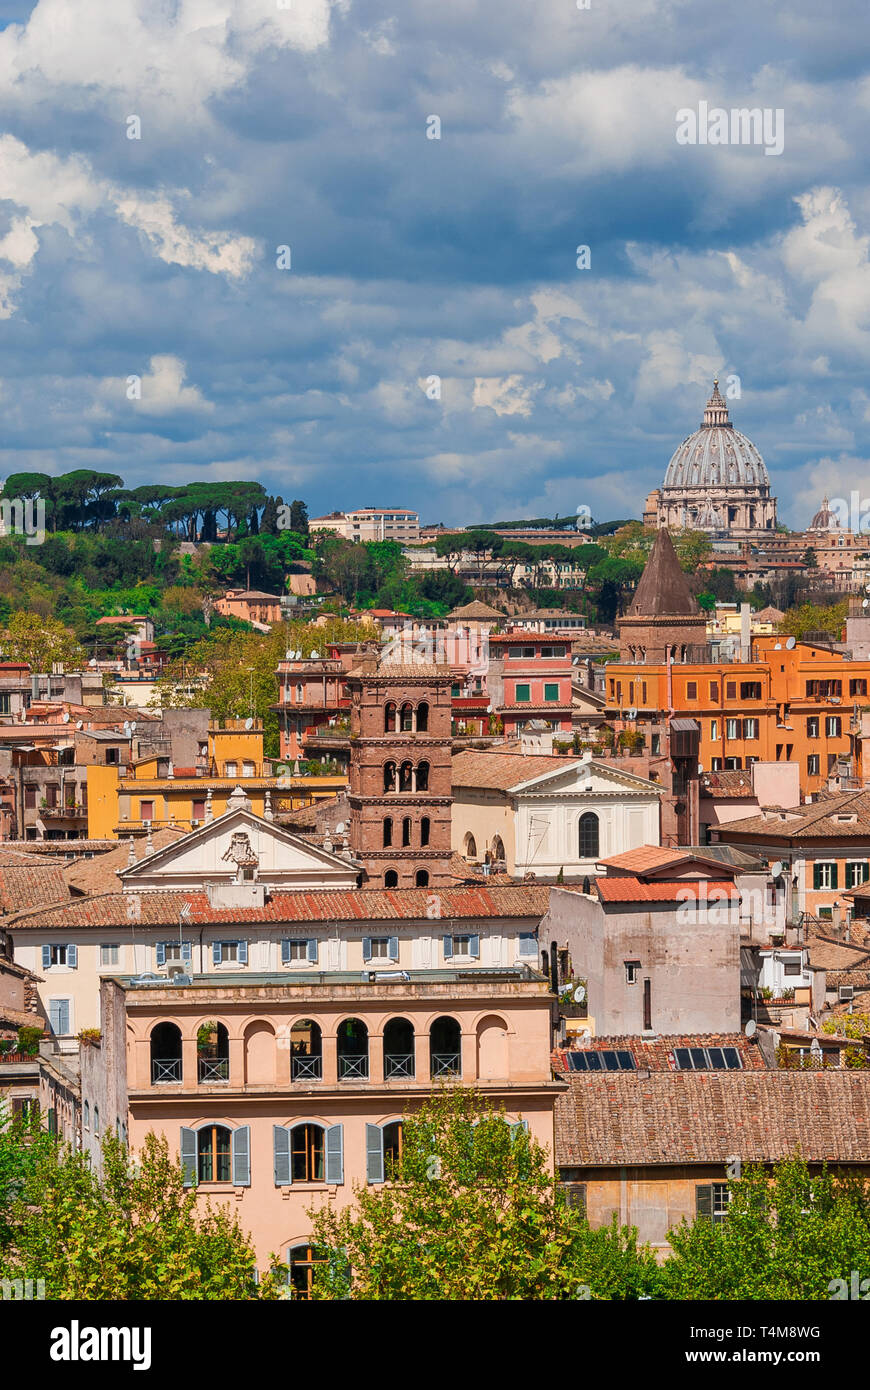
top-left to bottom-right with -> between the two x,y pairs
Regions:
831,864 -> 838,889
813,863 -> 822,890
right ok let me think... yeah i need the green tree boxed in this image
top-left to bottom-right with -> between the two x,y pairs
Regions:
2,611 -> 84,670
661,1157 -> 870,1300
300,1089 -> 658,1301
779,600 -> 848,641
1,1128 -> 266,1300
289,499 -> 309,537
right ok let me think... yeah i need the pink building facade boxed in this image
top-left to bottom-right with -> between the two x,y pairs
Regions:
490,634 -> 573,737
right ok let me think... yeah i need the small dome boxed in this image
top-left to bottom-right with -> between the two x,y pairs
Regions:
663,381 -> 770,492
808,496 -> 841,532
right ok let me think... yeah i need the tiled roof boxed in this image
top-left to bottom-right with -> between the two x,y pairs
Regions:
555,1071 -> 870,1167
595,877 -> 739,903
5,884 -> 551,930
447,601 -> 504,620
720,790 -> 870,841
0,867 -> 69,914
805,936 -> 870,973
701,770 -> 756,797
754,606 -> 785,622
554,1034 -> 766,1073
451,750 -> 577,791
598,846 -> 691,873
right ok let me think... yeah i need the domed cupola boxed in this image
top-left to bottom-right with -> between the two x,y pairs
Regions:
663,380 -> 770,493
808,496 -> 841,532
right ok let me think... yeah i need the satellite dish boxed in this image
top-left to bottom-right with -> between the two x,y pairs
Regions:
785,636 -> 796,649
309,649 -> 318,658
697,762 -> 704,774
863,599 -> 869,609
770,861 -> 783,878
335,821 -> 346,834
744,1019 -> 757,1038
245,717 -> 254,730
130,722 -> 136,732
76,720 -> 83,730
573,984 -> 586,1004
773,643 -> 781,650
62,711 -> 70,723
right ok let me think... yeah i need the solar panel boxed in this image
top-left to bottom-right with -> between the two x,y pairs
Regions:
586,1051 -> 603,1070
567,1052 -> 587,1071
707,1047 -> 725,1069
602,1050 -> 620,1071
674,1048 -> 692,1070
723,1048 -> 742,1069
616,1050 -> 636,1070
689,1048 -> 708,1070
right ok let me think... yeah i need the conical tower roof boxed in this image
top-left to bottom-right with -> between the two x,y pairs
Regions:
626,530 -> 699,617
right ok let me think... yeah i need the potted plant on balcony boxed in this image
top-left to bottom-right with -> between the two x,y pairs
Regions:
197,1021 -> 218,1053
17,1025 -> 41,1056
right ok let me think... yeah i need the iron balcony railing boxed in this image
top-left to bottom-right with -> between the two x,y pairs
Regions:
431,1052 -> 462,1078
151,1058 -> 182,1084
384,1053 -> 414,1079
291,1055 -> 322,1081
338,1055 -> 369,1080
198,1057 -> 229,1083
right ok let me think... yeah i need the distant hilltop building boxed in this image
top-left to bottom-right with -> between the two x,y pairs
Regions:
643,380 -> 777,538
309,507 -> 420,544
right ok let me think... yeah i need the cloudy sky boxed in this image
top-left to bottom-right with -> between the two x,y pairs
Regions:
0,0 -> 869,528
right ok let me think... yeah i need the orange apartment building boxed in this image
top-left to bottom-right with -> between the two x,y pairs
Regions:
606,635 -> 870,797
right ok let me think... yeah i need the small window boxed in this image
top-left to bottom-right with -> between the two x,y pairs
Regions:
224,762 -> 237,779
100,944 -> 119,967
783,960 -> 801,977
686,681 -> 697,700
49,945 -> 69,967
544,683 -> 559,702
287,939 -> 310,962
559,1181 -> 587,1214
624,961 -> 641,984
369,937 -> 390,960
105,747 -> 119,765
514,684 -> 531,703
198,1125 -> 232,1183
291,1124 -> 325,1183
826,716 -> 841,738
696,1182 -> 730,1223
140,800 -> 154,821
242,761 -> 255,777
725,682 -> 736,699
807,754 -> 820,776
708,681 -> 719,701
807,717 -> 819,738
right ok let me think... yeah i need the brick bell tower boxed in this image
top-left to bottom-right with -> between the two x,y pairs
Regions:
346,657 -> 453,889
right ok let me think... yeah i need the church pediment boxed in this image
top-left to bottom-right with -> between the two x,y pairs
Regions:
509,759 -> 661,798
120,802 -> 359,891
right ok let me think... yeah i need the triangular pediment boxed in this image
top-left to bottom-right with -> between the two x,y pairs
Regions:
120,805 -> 359,891
509,758 -> 661,797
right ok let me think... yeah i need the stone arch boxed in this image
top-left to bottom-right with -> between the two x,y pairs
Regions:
244,1020 -> 276,1086
476,1014 -> 509,1081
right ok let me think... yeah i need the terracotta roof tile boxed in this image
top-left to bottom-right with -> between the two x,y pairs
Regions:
0,866 -> 69,913
450,750 -> 578,791
595,877 -> 739,903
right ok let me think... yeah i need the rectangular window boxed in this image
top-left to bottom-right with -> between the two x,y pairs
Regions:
0,694 -> 9,715
369,937 -> 390,960
559,1182 -> 587,1214
544,683 -> 559,702
140,801 -> 154,821
105,747 -> 119,765
540,647 -> 553,658
807,754 -> 819,775
100,944 -> 119,966
726,682 -> 736,699
726,718 -> 740,740
192,799 -> 206,820
287,939 -> 309,962
224,762 -> 237,778
711,757 -> 722,771
650,734 -> 660,755
807,717 -> 819,738
709,681 -> 719,701
847,862 -> 870,889
49,999 -> 71,1035
783,960 -> 802,977
710,719 -> 718,741
696,1183 -> 731,1224
850,679 -> 868,697
813,862 -> 837,890
522,647 -> 535,658
826,716 -> 842,737
740,682 -> 762,700
625,961 -> 641,984
24,787 -> 36,809
744,718 -> 758,740
49,945 -> 69,967
514,684 -> 531,703
242,761 -> 255,777
686,681 -> 697,700
222,942 -> 239,963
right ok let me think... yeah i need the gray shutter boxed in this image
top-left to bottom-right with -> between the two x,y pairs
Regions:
388,936 -> 399,961
41,945 -> 50,970
366,1124 -> 385,1184
307,938 -> 318,964
519,932 -> 536,957
362,937 -> 372,962
212,941 -> 221,966
273,1125 -> 291,1186
238,939 -> 248,965
325,1124 -> 344,1184
696,1184 -> 713,1219
281,939 -> 291,965
180,1127 -> 197,1187
469,934 -> 480,959
156,941 -> 166,967
443,934 -> 453,960
181,941 -> 192,965
232,1125 -> 251,1187
67,943 -> 77,969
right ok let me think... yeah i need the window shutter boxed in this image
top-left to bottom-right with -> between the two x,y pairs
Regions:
41,945 -> 50,971
212,941 -> 221,966
307,938 -> 318,964
273,1126 -> 291,1186
156,941 -> 166,967
362,937 -> 372,963
695,1184 -> 713,1219
181,941 -> 192,965
831,864 -> 838,890
366,1123 -> 385,1184
67,944 -> 77,969
388,936 -> 399,962
443,934 -> 453,960
469,934 -> 480,959
238,939 -> 248,965
281,939 -> 291,965
813,864 -> 821,890
518,933 -> 536,957
325,1124 -> 344,1184
180,1128 -> 197,1187
232,1125 -> 251,1187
